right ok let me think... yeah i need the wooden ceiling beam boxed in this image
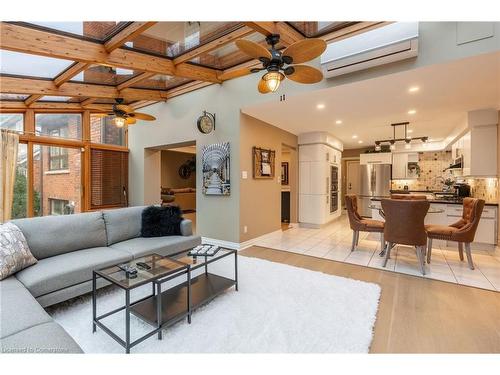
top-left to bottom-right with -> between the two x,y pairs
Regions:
130,100 -> 159,110
24,94 -> 43,106
244,22 -> 276,36
166,81 -> 216,99
80,98 -> 97,106
0,76 -> 168,101
218,60 -> 261,81
0,100 -> 113,111
319,21 -> 391,43
173,26 -> 254,65
53,62 -> 90,87
0,23 -> 221,83
116,72 -> 156,90
244,22 -> 303,45
104,22 -> 157,52
275,22 -> 304,45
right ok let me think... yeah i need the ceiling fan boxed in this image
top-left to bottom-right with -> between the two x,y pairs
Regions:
235,34 -> 327,94
97,99 -> 156,127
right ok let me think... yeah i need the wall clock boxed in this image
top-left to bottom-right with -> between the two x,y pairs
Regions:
197,111 -> 216,134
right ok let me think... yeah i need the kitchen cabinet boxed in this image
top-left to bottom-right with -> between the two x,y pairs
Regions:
359,152 -> 392,165
391,152 -> 419,179
298,136 -> 342,227
452,109 -> 498,177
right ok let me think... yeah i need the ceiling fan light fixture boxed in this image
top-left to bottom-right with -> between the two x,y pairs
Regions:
262,71 -> 284,93
114,115 -> 126,128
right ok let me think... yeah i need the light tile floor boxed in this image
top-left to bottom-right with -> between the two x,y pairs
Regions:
255,214 -> 500,292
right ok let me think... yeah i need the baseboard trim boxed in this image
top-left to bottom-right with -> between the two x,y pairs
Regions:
202,237 -> 241,250
202,226 -> 291,251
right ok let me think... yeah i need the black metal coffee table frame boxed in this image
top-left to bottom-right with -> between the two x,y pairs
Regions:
92,247 -> 238,353
92,257 -> 190,354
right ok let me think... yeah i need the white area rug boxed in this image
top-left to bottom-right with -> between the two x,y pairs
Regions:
48,256 -> 381,353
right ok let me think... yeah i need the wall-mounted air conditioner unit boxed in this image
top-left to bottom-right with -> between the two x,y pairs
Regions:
321,22 -> 419,78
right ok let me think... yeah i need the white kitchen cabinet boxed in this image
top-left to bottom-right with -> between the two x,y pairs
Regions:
360,152 -> 392,165
298,138 -> 342,227
452,109 -> 498,177
391,152 -> 419,179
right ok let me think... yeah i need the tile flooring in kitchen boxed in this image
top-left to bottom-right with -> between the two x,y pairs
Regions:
254,214 -> 500,291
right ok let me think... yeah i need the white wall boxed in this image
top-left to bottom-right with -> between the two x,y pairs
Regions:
129,22 -> 500,243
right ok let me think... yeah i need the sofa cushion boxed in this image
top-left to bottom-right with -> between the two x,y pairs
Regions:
103,206 -> 146,246
110,235 -> 201,258
15,247 -> 132,298
11,212 -> 107,260
0,277 -> 52,339
0,222 -> 37,280
0,322 -> 83,354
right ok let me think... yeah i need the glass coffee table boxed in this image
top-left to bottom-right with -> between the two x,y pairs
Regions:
92,247 -> 238,353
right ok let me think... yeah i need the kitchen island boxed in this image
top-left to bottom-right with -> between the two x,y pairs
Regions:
370,197 -> 498,247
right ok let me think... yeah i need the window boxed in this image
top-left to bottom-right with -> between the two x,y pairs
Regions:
35,113 -> 82,140
33,144 -> 81,216
91,149 -> 128,208
49,146 -> 69,171
90,115 -> 126,146
49,199 -> 71,215
12,143 -> 28,219
0,113 -> 23,132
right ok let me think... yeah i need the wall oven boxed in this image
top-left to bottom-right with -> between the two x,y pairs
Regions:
330,165 -> 338,213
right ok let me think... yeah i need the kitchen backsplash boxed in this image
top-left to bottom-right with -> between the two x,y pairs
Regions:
391,150 -> 499,202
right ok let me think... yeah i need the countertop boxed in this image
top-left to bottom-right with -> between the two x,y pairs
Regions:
370,197 -> 498,207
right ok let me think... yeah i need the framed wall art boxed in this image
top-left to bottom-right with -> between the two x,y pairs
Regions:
253,147 -> 275,179
202,142 -> 230,195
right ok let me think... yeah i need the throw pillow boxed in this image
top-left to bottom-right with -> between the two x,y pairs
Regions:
0,222 -> 37,280
141,205 -> 183,237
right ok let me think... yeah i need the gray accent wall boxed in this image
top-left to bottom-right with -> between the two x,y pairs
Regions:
128,22 -> 500,244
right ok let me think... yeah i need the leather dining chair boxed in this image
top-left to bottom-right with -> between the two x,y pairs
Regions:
345,195 -> 385,253
425,198 -> 485,270
381,198 -> 430,275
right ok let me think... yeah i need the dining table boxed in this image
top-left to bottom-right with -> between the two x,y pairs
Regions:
368,204 -> 445,256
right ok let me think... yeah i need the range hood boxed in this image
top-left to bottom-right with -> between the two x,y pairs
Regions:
443,156 -> 463,171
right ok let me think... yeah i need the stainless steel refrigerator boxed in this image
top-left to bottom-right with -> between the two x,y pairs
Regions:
358,164 -> 392,217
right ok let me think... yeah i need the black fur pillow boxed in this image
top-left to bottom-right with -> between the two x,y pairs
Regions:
141,205 -> 183,237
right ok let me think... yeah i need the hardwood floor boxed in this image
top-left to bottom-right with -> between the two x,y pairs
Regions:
240,246 -> 500,353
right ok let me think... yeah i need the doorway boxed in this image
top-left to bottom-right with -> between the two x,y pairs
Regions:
344,159 -> 360,207
280,144 -> 297,230
156,141 -> 197,233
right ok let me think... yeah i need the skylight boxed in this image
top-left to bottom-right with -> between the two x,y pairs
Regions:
0,50 -> 74,78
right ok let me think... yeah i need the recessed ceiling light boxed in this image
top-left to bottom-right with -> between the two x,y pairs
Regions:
352,135 -> 358,139
335,120 -> 342,125
407,129 -> 414,133
408,109 -> 417,115
408,86 -> 420,93
358,140 -> 363,144
316,103 -> 325,109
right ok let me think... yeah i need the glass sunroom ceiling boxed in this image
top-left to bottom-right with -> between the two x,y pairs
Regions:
129,22 -> 243,58
189,32 -> 284,70
0,93 -> 29,101
0,50 -> 74,78
25,22 -> 130,42
287,21 -> 357,37
131,75 -> 192,90
70,65 -> 140,86
39,96 -> 74,102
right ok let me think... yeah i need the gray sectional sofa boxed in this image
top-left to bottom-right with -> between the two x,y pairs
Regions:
0,206 -> 201,353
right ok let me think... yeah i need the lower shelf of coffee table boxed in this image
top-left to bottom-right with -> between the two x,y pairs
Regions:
130,272 -> 235,327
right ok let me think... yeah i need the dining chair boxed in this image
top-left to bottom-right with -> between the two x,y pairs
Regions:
381,199 -> 430,275
345,195 -> 385,253
425,198 -> 485,270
